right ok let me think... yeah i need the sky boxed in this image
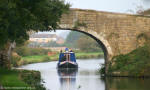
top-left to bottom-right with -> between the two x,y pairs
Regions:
65,0 -> 150,14
39,0 -> 150,38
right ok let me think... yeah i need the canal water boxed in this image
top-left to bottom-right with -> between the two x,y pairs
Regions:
19,59 -> 150,90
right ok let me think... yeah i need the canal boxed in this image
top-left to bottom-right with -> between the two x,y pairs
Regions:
19,58 -> 150,90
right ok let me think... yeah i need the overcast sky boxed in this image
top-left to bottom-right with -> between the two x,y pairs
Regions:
65,0 -> 150,13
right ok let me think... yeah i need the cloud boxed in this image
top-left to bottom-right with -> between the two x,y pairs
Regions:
143,0 -> 150,5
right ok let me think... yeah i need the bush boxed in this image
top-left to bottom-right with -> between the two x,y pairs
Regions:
19,70 -> 46,90
11,52 -> 22,67
99,64 -> 105,75
108,44 -> 150,77
15,46 -> 51,56
42,56 -> 50,62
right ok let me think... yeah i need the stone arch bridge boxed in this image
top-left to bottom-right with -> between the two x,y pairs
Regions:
58,8 -> 150,72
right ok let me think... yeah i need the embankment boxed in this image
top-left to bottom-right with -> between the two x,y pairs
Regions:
101,44 -> 150,77
0,68 -> 45,90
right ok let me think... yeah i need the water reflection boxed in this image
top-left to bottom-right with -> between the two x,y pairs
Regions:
57,69 -> 78,90
105,77 -> 150,90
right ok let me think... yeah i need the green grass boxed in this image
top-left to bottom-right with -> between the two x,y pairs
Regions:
107,44 -> 150,77
75,52 -> 104,59
22,55 -> 48,63
21,52 -> 104,66
0,69 -> 45,90
22,55 -> 56,64
76,52 -> 103,56
49,54 -> 59,61
0,68 -> 28,87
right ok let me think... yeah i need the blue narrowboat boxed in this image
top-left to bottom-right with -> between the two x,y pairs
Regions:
57,52 -> 78,68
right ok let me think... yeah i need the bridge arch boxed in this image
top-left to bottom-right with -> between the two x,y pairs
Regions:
56,28 -> 114,71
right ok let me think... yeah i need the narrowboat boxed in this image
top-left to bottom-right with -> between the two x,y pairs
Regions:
57,51 -> 78,69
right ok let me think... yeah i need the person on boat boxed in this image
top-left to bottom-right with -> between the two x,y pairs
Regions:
65,47 -> 69,52
69,49 -> 73,53
60,49 -> 62,53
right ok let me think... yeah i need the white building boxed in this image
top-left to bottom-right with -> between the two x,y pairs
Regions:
29,33 -> 57,43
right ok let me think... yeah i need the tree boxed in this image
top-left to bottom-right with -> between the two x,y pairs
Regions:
138,9 -> 150,16
64,31 -> 102,52
0,0 -> 69,48
0,0 -> 69,68
65,31 -> 83,48
45,41 -> 61,47
77,35 -> 102,52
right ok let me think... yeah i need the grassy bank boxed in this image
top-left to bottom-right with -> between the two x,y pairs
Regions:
0,68 -> 45,90
13,52 -> 103,67
105,44 -> 150,77
22,52 -> 103,62
75,52 -> 104,59
22,54 -> 58,64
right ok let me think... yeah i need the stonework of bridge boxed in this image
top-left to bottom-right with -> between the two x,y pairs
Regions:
58,8 -> 150,72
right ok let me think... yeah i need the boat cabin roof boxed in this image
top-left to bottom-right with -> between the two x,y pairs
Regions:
59,52 -> 76,62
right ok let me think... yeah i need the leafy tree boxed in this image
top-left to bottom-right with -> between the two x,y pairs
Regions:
0,0 -> 70,48
138,9 -> 150,15
65,31 -> 83,48
77,34 -> 102,52
45,41 -> 61,47
64,31 -> 102,52
0,0 -> 69,68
